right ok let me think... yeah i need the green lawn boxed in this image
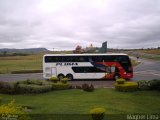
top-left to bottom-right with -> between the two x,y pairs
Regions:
0,54 -> 43,73
0,88 -> 160,120
0,51 -> 72,74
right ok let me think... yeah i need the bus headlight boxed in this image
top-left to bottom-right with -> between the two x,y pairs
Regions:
45,73 -> 51,77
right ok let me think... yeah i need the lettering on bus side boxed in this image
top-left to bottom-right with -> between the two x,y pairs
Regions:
56,62 -> 78,66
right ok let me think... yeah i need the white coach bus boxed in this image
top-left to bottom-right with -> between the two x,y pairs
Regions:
43,54 -> 133,80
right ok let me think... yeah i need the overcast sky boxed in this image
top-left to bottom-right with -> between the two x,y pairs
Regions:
0,0 -> 160,50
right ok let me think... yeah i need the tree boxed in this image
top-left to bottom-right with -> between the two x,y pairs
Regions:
2,51 -> 7,56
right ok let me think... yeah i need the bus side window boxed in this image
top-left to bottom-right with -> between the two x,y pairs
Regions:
56,56 -> 62,62
45,56 -> 59,62
79,57 -> 85,62
45,56 -> 51,62
91,56 -> 103,62
105,66 -> 110,73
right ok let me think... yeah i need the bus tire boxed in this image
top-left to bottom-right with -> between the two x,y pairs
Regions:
58,74 -> 64,80
114,74 -> 120,80
66,74 -> 73,80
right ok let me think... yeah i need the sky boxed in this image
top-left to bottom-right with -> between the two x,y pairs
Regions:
0,0 -> 160,50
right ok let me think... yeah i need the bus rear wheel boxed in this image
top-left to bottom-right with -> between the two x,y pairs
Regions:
58,74 -> 64,80
66,74 -> 73,80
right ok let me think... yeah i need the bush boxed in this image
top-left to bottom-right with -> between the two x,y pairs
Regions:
0,81 -> 15,94
115,82 -> 138,92
60,77 -> 70,84
50,77 -> 59,83
20,79 -> 44,85
16,84 -> 52,94
90,108 -> 106,120
137,79 -> 160,91
52,83 -> 71,90
0,97 -> 1,104
0,80 -> 53,94
116,78 -> 126,84
82,83 -> 94,92
75,85 -> 82,89
0,100 -> 31,120
149,79 -> 160,91
137,80 -> 150,90
0,79 -> 72,94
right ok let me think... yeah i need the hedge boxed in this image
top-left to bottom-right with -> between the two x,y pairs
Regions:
137,79 -> 160,91
90,108 -> 106,120
116,78 -> 126,84
16,84 -> 52,94
52,83 -> 71,90
115,82 -> 138,92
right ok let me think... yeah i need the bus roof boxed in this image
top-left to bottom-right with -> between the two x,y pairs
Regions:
43,53 -> 128,57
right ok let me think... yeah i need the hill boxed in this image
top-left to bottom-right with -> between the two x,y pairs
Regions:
0,48 -> 50,54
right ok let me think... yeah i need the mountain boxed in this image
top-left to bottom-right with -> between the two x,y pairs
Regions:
0,48 -> 50,54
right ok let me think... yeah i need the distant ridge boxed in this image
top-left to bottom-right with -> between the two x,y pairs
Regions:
0,48 -> 50,54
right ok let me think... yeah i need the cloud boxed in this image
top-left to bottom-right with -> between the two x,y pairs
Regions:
0,0 -> 160,50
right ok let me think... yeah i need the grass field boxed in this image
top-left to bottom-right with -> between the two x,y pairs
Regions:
0,51 -> 74,74
0,54 -> 43,74
0,88 -> 160,120
138,49 -> 160,60
139,49 -> 160,55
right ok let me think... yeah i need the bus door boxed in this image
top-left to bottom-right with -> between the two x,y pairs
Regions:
51,67 -> 57,77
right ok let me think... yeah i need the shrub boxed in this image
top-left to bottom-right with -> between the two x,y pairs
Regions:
0,79 -> 72,94
0,80 -> 53,94
82,83 -> 94,92
0,81 -> 15,94
0,100 -> 31,120
137,79 -> 160,91
16,84 -> 52,94
137,80 -> 150,90
90,108 -> 106,120
115,82 -> 138,92
0,97 -> 1,104
52,83 -> 71,90
0,81 -> 8,89
61,77 -> 70,84
75,85 -> 82,89
33,80 -> 43,86
50,77 -> 59,83
116,78 -> 126,84
20,79 -> 44,85
149,79 -> 160,91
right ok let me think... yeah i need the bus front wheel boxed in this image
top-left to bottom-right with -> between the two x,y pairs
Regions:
114,74 -> 120,80
58,74 -> 64,80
